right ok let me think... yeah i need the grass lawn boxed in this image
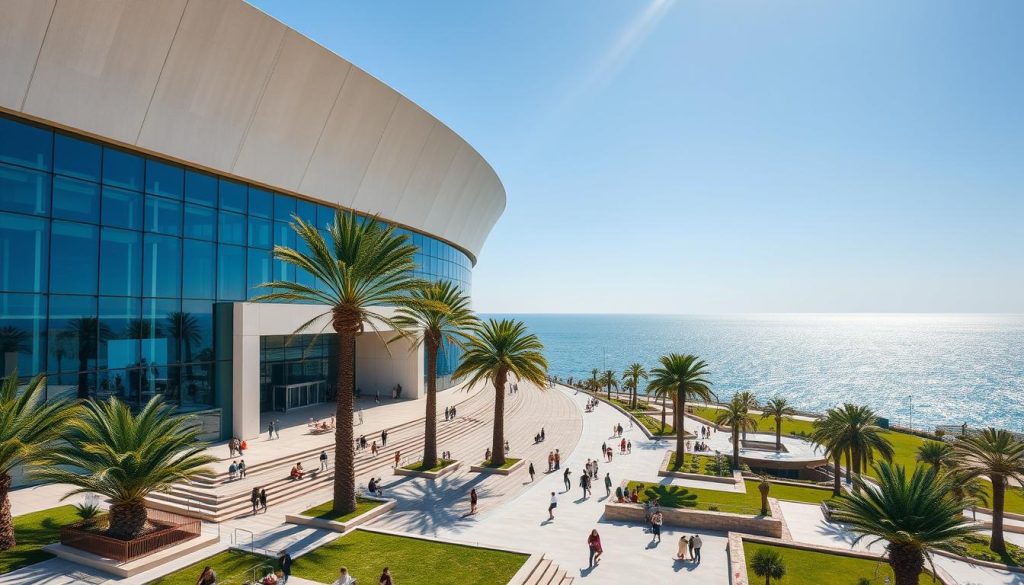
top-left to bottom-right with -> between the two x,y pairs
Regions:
627,479 -> 835,516
0,505 -> 79,574
689,405 -> 819,437
480,457 -> 521,470
145,550 -> 271,585
636,413 -> 674,436
301,497 -> 385,522
294,530 -> 527,585
665,451 -> 733,477
400,459 -> 457,473
743,542 -> 896,584
957,533 -> 1024,566
763,481 -> 837,506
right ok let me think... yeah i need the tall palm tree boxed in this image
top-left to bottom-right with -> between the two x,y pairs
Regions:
0,372 -> 77,551
394,281 -> 478,468
831,463 -> 973,585
600,369 -> 617,401
952,428 -> 1024,554
813,408 -> 852,496
453,319 -> 548,467
253,212 -> 419,514
621,363 -> 647,410
916,441 -> 954,471
589,368 -> 600,395
715,395 -> 758,470
37,397 -> 214,540
834,403 -> 895,492
761,397 -> 796,451
648,354 -> 714,470
734,391 -> 759,441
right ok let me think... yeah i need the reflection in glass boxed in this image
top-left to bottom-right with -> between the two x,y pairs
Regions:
54,133 -> 101,181
0,293 -> 46,377
52,177 -> 100,222
0,163 -> 50,216
49,221 -> 99,295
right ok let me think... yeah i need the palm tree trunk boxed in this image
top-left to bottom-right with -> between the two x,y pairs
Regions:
991,473 -> 1007,554
775,416 -> 782,451
673,392 -> 686,470
732,428 -> 740,470
851,447 -> 862,493
332,320 -> 358,514
660,395 -> 667,433
108,501 -> 147,540
422,336 -> 439,468
844,449 -> 852,484
889,545 -> 924,585
0,474 -> 14,551
492,371 -> 507,467
832,452 -> 842,496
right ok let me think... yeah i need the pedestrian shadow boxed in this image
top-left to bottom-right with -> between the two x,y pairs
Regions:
574,496 -> 589,504
645,540 -> 661,549
578,565 -> 597,578
672,558 -> 697,573
540,519 -> 554,526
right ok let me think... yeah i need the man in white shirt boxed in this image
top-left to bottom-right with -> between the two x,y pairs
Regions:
332,566 -> 355,585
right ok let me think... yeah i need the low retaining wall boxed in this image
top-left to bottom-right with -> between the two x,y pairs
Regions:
285,497 -> 395,533
603,501 -> 782,538
657,451 -> 743,486
470,458 -> 526,476
393,460 -> 462,480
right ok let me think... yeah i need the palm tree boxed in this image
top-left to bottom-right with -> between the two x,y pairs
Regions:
749,547 -> 786,585
589,368 -> 600,395
125,318 -> 162,340
621,363 -> 647,410
812,408 -> 851,496
916,441 -> 954,471
394,281 -> 478,468
36,397 -> 214,540
831,463 -> 973,585
648,354 -> 714,470
600,369 -> 617,401
253,212 -> 419,514
757,474 -> 772,516
761,397 -> 796,451
952,428 -> 1024,554
734,391 -> 759,441
833,403 -> 895,492
0,372 -> 77,551
453,319 -> 548,467
715,395 -> 758,470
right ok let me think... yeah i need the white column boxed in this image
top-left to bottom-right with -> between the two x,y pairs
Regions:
232,303 -> 262,440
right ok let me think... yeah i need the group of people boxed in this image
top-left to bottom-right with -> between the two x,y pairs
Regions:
307,417 -> 335,434
249,487 -> 268,515
698,424 -> 714,439
533,427 -> 546,443
546,449 -> 562,471
328,565 -> 396,585
508,382 -> 520,394
584,398 -> 600,413
613,484 -> 642,503
227,437 -> 248,457
443,405 -> 458,420
599,442 -> 615,462
610,422 -> 626,437
227,459 -> 247,481
689,440 -> 713,453
675,534 -> 704,563
367,477 -> 384,496
266,419 -> 281,440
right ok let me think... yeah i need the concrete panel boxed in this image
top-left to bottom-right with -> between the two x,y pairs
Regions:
462,181 -> 506,256
0,0 -> 54,110
138,0 -> 286,170
20,0 -> 184,142
351,97 -> 436,217
232,30 -> 352,190
300,68 -> 399,208
422,143 -> 477,236
391,122 -> 462,225
355,332 -> 423,401
446,159 -> 493,243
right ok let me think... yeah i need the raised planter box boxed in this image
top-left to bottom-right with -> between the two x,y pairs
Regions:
394,460 -> 462,480
60,509 -> 201,563
285,496 -> 395,533
657,451 -> 743,485
603,500 -> 783,538
43,533 -> 219,578
470,458 -> 526,476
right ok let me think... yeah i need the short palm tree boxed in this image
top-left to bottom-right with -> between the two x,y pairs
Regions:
394,281 -> 478,468
0,372 -> 77,551
453,319 -> 548,467
649,354 -> 714,470
621,363 -> 647,410
916,441 -> 954,471
749,547 -> 786,585
715,395 -> 758,470
589,368 -> 600,395
761,397 -> 796,451
831,463 -> 973,585
952,428 -> 1024,554
37,397 -> 215,540
757,474 -> 772,516
253,212 -> 419,514
600,369 -> 617,400
812,408 -> 851,496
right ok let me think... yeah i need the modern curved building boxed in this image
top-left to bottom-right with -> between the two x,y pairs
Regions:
0,0 -> 505,444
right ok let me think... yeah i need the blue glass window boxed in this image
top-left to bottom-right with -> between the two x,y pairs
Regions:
182,240 -> 215,299
102,148 -> 144,191
181,299 -> 214,359
248,217 -> 271,249
219,178 -> 246,213
0,116 -> 52,171
183,204 -> 216,241
145,159 -> 183,199
102,186 -> 143,230
317,204 -> 335,229
0,292 -> 47,376
247,249 -> 272,299
54,133 -> 101,181
0,212 -> 48,293
99,228 -> 141,297
50,221 -> 99,295
141,297 -> 178,367
52,177 -> 100,222
144,196 -> 182,236
217,244 -> 246,301
47,294 -> 98,375
142,234 -> 181,298
295,199 -> 317,224
274,193 -> 295,222
184,170 -> 217,207
273,221 -> 295,248
218,211 -> 245,245
98,296 -> 140,372
0,163 -> 50,216
295,237 -> 316,289
273,258 -> 294,286
248,187 -> 272,218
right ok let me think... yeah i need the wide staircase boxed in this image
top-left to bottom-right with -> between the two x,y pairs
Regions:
518,555 -> 575,585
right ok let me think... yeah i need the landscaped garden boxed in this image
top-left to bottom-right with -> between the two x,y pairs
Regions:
300,497 -> 386,523
956,532 -> 1024,567
743,542 -> 897,585
479,457 -> 521,470
625,479 -> 835,516
399,459 -> 458,473
664,451 -> 733,477
0,505 -> 79,574
145,549 -> 271,585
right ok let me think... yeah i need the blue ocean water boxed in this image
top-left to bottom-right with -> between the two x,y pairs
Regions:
481,314 -> 1024,431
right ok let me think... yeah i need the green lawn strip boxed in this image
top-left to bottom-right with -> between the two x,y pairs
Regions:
956,533 -> 1024,566
0,504 -> 79,574
301,498 -> 385,522
145,550 -> 271,585
400,459 -> 457,473
480,457 -> 521,470
689,405 -> 819,437
743,542 -> 896,585
627,479 -> 836,516
763,481 -> 837,506
293,530 -> 527,585
665,451 -> 733,477
635,413 -> 673,436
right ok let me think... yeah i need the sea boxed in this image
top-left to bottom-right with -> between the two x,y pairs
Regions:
480,314 -> 1024,432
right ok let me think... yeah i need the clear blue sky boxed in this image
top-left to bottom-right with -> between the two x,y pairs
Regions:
248,0 -> 1024,313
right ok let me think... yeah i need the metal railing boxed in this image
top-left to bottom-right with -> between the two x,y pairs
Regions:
60,509 -> 201,562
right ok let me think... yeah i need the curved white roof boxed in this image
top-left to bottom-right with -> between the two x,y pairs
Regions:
0,0 -> 505,261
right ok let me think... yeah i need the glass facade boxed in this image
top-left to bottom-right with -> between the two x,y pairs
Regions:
0,113 -> 473,408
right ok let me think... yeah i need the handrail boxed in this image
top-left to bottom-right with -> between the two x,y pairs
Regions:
233,527 -> 254,555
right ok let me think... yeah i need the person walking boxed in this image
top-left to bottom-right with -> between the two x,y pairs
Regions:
548,492 -> 558,520
604,473 -> 612,497
250,487 -> 260,515
587,529 -> 603,568
554,449 -> 561,470
267,420 -> 274,440
692,534 -> 703,563
196,566 -> 216,585
379,567 -> 394,585
651,509 -> 663,542
319,450 -> 328,471
528,461 -> 536,482
381,429 -> 388,447
228,461 -> 237,481
470,488 -> 478,514
394,450 -> 401,468
238,459 -> 247,479
547,451 -> 554,472
676,535 -> 689,560
563,468 -> 571,492
274,419 -> 281,439
580,472 -> 590,498
279,550 -> 293,584
259,488 -> 267,512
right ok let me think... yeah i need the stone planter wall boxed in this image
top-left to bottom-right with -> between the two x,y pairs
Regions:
393,460 -> 461,480
469,458 -> 526,475
603,501 -> 783,538
285,497 -> 395,533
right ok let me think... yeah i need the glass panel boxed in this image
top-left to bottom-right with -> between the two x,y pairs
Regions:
0,211 -> 48,293
145,159 -> 183,199
0,292 -> 46,377
317,204 -> 335,229
0,116 -> 52,171
144,195 -> 182,236
142,233 -> 181,298
184,170 -> 217,207
219,178 -> 246,212
52,176 -> 100,222
49,221 -> 99,295
248,217 -> 271,249
274,193 -> 295,222
99,228 -> 142,297
102,148 -> 144,191
98,296 -> 140,377
181,299 -> 213,361
54,133 -> 101,181
248,187 -> 272,218
0,163 -> 50,215
217,244 -> 246,301
273,221 -> 295,248
140,297 -> 178,403
247,248 -> 272,299
273,258 -> 294,287
101,186 -> 143,230
46,294 -> 98,379
182,239 -> 215,299
295,236 -> 315,289
183,204 -> 216,240
295,199 -> 317,224
218,210 -> 245,245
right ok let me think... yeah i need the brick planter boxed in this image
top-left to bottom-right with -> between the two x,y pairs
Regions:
604,501 -> 783,538
470,458 -> 526,475
394,460 -> 462,480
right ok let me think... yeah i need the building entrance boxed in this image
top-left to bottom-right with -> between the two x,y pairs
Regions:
259,334 -> 335,412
